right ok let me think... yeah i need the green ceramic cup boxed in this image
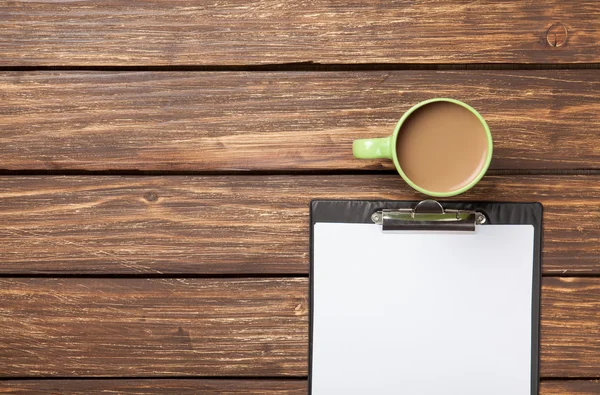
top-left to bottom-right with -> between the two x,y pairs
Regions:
352,98 -> 493,197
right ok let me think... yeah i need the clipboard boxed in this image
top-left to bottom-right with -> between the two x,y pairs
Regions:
309,200 -> 542,395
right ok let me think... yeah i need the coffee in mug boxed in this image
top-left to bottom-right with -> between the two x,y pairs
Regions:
353,98 -> 492,197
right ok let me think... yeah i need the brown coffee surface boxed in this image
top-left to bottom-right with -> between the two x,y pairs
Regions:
396,102 -> 488,193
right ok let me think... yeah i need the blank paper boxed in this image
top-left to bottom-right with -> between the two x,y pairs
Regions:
312,223 -> 535,395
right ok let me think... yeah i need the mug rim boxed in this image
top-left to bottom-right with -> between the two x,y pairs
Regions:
390,98 -> 493,197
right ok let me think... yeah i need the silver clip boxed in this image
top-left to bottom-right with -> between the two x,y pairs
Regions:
371,200 -> 486,231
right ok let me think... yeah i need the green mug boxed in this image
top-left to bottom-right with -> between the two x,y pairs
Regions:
353,98 -> 493,197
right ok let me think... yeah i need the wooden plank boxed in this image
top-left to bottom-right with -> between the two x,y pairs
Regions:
541,380 -> 600,394
1,380 -> 598,395
0,278 -> 309,377
0,278 -> 599,377
0,379 -> 308,394
542,278 -> 600,378
1,71 -> 599,171
1,1 -> 599,66
0,175 -> 597,275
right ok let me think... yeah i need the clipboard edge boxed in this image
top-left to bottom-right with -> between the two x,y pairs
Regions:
308,200 -> 543,395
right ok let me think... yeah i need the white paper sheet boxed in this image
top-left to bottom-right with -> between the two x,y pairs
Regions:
312,223 -> 534,395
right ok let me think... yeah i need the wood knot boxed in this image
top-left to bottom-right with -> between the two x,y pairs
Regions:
546,22 -> 568,47
143,191 -> 159,202
294,301 -> 308,316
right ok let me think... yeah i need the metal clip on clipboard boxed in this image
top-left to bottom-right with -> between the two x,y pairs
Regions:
371,200 -> 487,232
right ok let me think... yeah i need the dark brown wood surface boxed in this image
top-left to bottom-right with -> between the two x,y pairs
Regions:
2,0 -> 599,389
0,277 -> 598,377
0,278 -> 308,377
1,379 -> 599,395
0,175 -> 597,275
1,1 -> 599,66
1,71 -> 599,171
0,379 -> 309,395
541,381 -> 600,395
542,278 -> 600,377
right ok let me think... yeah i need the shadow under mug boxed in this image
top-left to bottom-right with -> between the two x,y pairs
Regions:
352,98 -> 493,197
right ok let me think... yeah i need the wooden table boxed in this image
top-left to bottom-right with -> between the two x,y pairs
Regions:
1,2 -> 599,394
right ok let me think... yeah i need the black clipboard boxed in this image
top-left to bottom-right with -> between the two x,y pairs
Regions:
309,200 -> 542,395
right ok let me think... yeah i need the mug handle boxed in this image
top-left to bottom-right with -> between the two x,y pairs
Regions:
352,136 -> 393,159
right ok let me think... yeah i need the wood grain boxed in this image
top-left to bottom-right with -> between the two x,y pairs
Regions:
0,175 -> 597,275
1,71 -> 599,171
1,379 -> 599,394
0,278 -> 308,377
1,1 -> 599,66
0,277 -> 599,377
542,278 -> 600,378
541,380 -> 600,394
0,379 -> 308,394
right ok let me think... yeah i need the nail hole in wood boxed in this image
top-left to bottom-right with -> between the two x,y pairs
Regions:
144,192 -> 159,202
